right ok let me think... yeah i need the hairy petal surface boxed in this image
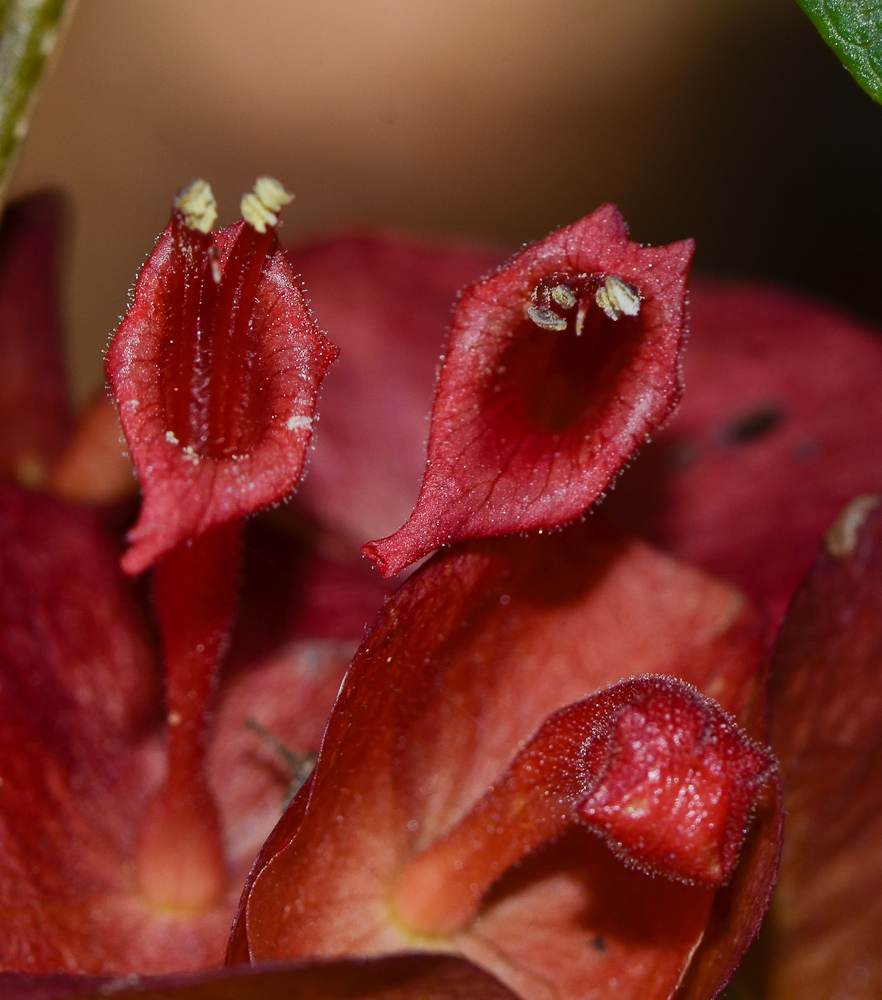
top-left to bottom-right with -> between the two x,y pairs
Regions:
107,214 -> 338,574
608,283 -> 882,621
238,520 -> 777,1000
364,206 -> 694,576
766,496 -> 882,1000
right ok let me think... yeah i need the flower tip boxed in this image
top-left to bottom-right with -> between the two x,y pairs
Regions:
241,176 -> 294,233
174,179 -> 218,233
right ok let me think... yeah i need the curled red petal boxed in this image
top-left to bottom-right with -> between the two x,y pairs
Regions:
106,212 -> 338,575
575,677 -> 775,886
363,205 -> 694,576
239,519 -> 774,999
765,496 -> 882,998
391,675 -> 775,937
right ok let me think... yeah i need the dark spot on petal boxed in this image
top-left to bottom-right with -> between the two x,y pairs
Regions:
722,405 -> 784,445
591,934 -> 607,952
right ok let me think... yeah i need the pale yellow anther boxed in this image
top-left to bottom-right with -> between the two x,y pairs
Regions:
241,176 -> 294,233
595,275 -> 641,321
550,284 -> 577,310
174,180 -> 218,234
254,176 -> 294,213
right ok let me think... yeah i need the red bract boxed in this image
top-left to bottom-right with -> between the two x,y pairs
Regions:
106,179 -> 338,576
0,954 -> 520,1000
0,476 -> 360,972
765,495 -> 882,999
234,521 -> 781,1000
289,233 -> 504,546
364,205 -> 694,576
608,284 -> 882,622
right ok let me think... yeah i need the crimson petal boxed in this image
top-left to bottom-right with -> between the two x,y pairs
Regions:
363,205 -> 693,576
107,199 -> 338,575
765,495 -> 882,998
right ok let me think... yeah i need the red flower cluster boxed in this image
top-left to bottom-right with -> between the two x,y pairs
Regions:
0,182 -> 880,1000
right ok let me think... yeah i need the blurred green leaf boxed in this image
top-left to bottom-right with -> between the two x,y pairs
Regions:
795,1 -> 882,102
0,0 -> 73,202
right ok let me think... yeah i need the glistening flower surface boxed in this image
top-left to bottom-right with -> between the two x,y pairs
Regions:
6,190 -> 882,999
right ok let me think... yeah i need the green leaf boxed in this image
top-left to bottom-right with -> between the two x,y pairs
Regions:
0,0 -> 73,203
795,0 -> 882,102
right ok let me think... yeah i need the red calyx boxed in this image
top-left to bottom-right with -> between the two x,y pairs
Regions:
363,204 -> 694,576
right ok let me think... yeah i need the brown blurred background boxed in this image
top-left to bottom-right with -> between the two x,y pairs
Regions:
8,0 -> 882,402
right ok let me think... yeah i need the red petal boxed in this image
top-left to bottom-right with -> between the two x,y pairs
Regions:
364,206 -> 694,576
765,496 -> 882,997
0,194 -> 71,487
106,214 -> 338,574
0,954 -> 520,1000
607,282 -> 882,621
288,233 -> 503,545
241,520 -> 773,999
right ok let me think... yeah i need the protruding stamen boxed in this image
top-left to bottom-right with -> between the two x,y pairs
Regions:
240,176 -> 294,233
595,275 -> 641,321
174,180 -> 218,234
526,304 -> 568,331
550,283 -> 578,310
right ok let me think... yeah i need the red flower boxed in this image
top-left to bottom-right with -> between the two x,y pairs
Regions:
1,188 -> 881,1000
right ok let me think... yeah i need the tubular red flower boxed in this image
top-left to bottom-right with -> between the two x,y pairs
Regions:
106,179 -> 338,576
363,205 -> 694,577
